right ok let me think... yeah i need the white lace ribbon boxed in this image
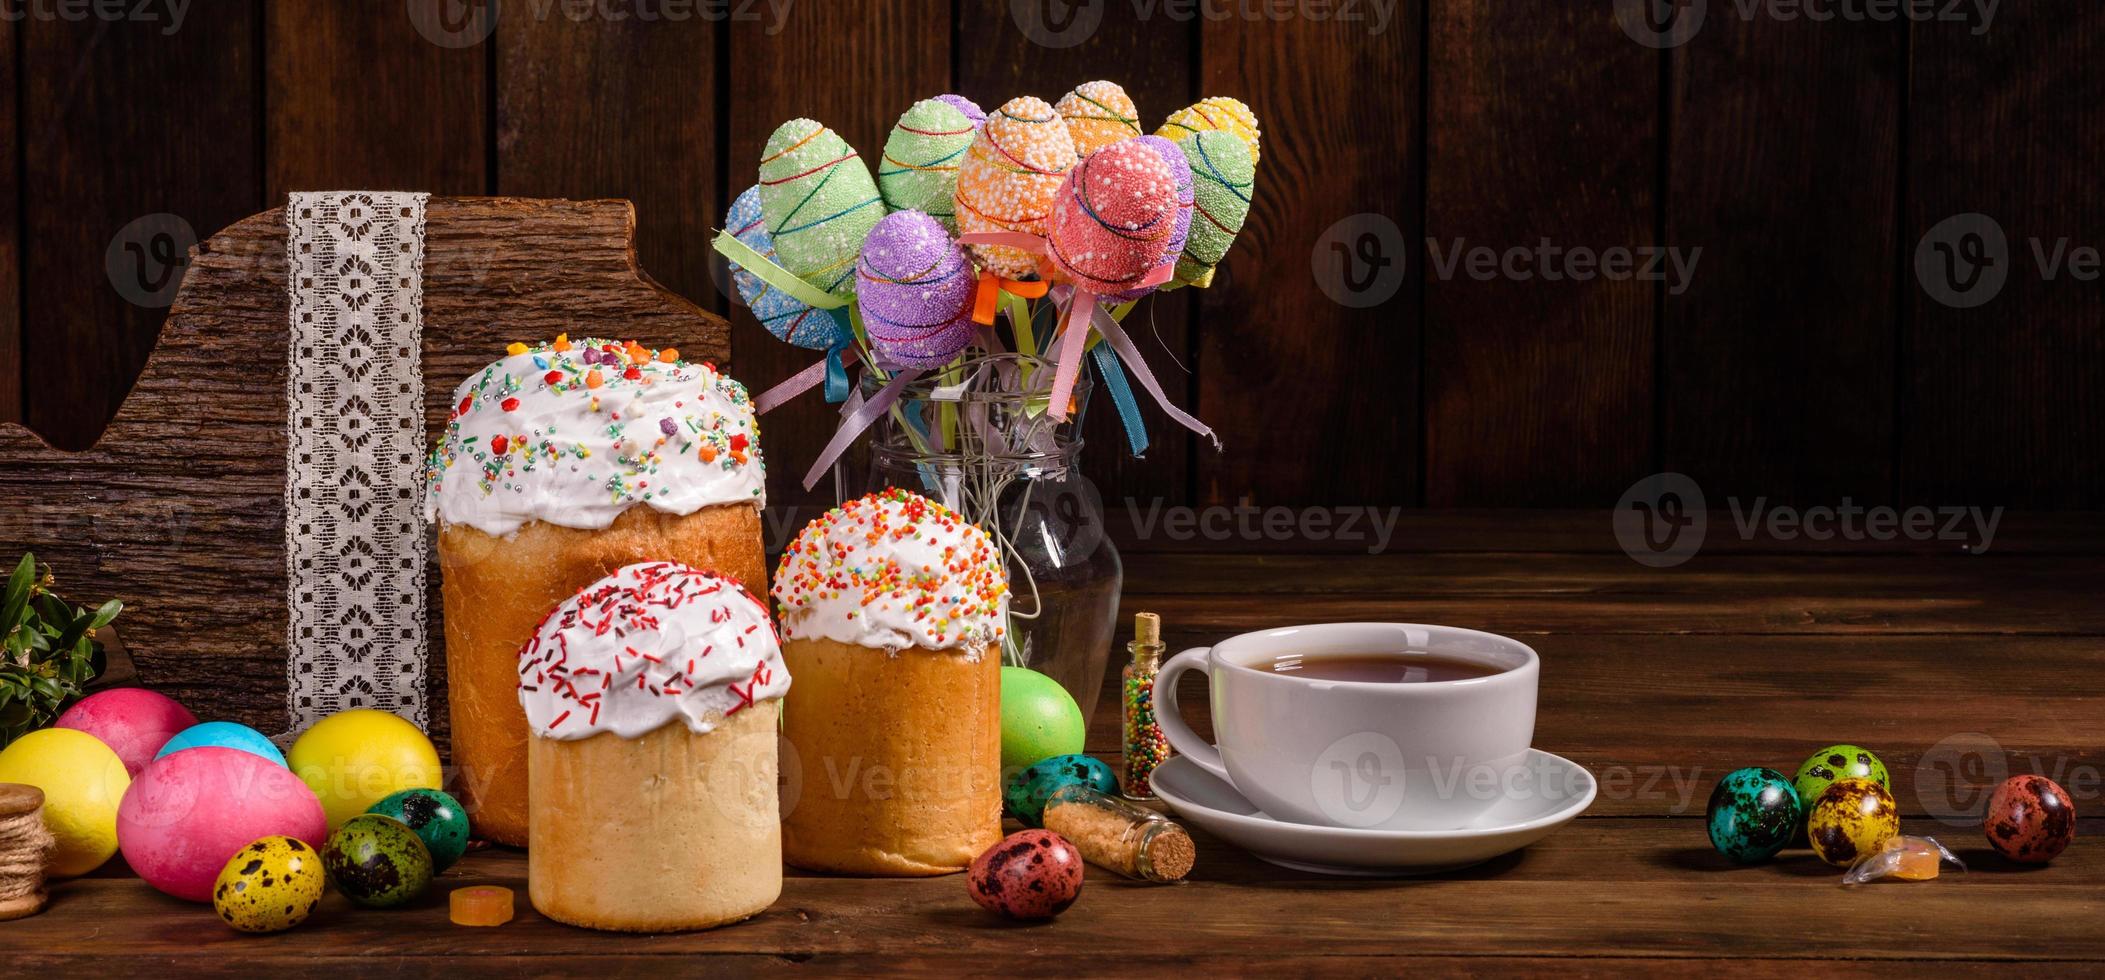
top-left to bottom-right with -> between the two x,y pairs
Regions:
282,191 -> 432,734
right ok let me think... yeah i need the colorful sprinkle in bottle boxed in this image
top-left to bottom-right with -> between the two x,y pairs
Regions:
1120,611 -> 1171,800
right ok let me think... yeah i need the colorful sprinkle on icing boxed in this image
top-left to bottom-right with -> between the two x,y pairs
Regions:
427,337 -> 765,536
771,488 -> 1009,654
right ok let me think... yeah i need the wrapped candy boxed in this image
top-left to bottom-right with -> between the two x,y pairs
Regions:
879,97 -> 982,234
1171,130 -> 1256,290
1046,139 -> 1180,296
758,118 -> 885,298
1157,96 -> 1262,166
956,96 -> 1078,279
1841,835 -> 1966,885
858,210 -> 978,368
1057,81 -> 1142,157
724,185 -> 848,351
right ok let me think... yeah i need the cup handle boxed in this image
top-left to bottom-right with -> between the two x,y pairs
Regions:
1153,647 -> 1228,781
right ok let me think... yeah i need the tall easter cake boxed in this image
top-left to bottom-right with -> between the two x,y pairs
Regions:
521,562 -> 787,931
771,489 -> 1010,875
429,337 -> 767,845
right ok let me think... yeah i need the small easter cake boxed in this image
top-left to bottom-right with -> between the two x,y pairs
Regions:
429,336 -> 768,846
521,561 -> 789,932
772,488 -> 1010,876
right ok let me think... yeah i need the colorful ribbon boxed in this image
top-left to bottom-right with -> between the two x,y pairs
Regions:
801,369 -> 924,491
1091,343 -> 1149,456
1088,300 -> 1219,449
713,228 -> 860,408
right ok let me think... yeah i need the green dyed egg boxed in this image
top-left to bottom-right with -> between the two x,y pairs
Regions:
1704,767 -> 1801,864
323,813 -> 433,909
879,99 -> 978,233
999,666 -> 1087,772
212,836 -> 326,933
1171,130 -> 1256,289
1792,744 -> 1888,817
367,788 -> 470,872
1003,753 -> 1118,827
758,118 -> 884,298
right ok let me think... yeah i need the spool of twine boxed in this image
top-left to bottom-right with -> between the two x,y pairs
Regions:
0,783 -> 54,921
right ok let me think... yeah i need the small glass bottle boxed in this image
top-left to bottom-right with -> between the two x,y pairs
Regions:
1119,611 -> 1170,800
1042,783 -> 1195,882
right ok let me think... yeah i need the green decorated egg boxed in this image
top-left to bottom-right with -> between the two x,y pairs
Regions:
1792,744 -> 1888,816
212,836 -> 326,933
1704,767 -> 1801,864
367,788 -> 470,872
323,813 -> 433,908
1004,753 -> 1118,827
999,667 -> 1087,772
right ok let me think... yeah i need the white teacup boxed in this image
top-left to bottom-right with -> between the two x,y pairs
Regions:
1154,623 -> 1539,831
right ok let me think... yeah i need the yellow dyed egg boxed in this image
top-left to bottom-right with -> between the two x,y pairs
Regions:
1157,97 -> 1263,167
1057,80 -> 1143,157
288,710 -> 442,830
956,96 -> 1078,279
0,727 -> 130,876
1807,778 -> 1900,868
212,835 -> 327,933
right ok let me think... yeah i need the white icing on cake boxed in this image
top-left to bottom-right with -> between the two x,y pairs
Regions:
427,337 -> 764,537
518,562 -> 788,740
770,489 -> 1010,653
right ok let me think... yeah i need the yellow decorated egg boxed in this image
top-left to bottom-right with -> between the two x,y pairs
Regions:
0,727 -> 130,876
1057,80 -> 1142,157
1807,778 -> 1900,868
212,836 -> 327,933
1157,96 -> 1262,167
956,96 -> 1078,278
288,710 -> 443,830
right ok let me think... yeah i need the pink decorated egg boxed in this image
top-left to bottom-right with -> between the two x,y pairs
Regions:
56,688 -> 198,777
858,210 -> 978,369
1046,139 -> 1181,295
117,746 -> 328,902
1106,135 -> 1195,301
955,96 -> 1077,279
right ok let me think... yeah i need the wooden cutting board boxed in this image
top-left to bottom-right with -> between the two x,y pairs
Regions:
0,198 -> 730,748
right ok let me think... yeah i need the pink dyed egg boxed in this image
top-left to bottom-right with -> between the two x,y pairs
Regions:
117,746 -> 328,902
858,210 -> 979,369
968,829 -> 1084,921
56,688 -> 198,777
1046,139 -> 1180,295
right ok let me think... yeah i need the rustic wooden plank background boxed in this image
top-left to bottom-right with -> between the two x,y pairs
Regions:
3,1 -> 2101,511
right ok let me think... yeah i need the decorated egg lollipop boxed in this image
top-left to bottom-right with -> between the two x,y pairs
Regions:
935,93 -> 986,126
1157,96 -> 1262,166
725,185 -> 847,350
858,210 -> 978,369
880,98 -> 981,233
1171,131 -> 1256,290
1046,139 -> 1180,296
1107,135 -> 1194,302
1057,80 -> 1142,157
956,96 -> 1078,279
758,118 -> 885,299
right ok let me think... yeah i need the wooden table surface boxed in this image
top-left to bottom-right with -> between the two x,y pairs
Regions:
12,529 -> 2105,976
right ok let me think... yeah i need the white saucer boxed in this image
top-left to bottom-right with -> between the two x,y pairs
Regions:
1151,749 -> 1597,877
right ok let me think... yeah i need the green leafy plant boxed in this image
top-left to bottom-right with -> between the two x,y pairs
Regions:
1,553 -> 120,746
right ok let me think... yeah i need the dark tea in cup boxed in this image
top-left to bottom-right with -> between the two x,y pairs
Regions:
1259,652 -> 1502,684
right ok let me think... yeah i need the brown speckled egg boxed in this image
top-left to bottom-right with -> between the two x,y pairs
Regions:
1985,775 -> 2075,864
968,829 -> 1084,921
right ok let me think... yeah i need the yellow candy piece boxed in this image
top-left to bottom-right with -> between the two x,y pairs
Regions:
450,885 -> 515,927
506,342 -> 529,356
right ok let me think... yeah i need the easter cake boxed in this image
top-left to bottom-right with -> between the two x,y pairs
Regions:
520,562 -> 788,932
428,337 -> 767,846
771,489 -> 1010,875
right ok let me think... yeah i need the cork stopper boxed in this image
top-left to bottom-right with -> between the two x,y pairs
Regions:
1135,611 -> 1161,647
0,784 -> 43,817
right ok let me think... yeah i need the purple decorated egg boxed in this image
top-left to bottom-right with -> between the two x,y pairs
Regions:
857,209 -> 978,369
